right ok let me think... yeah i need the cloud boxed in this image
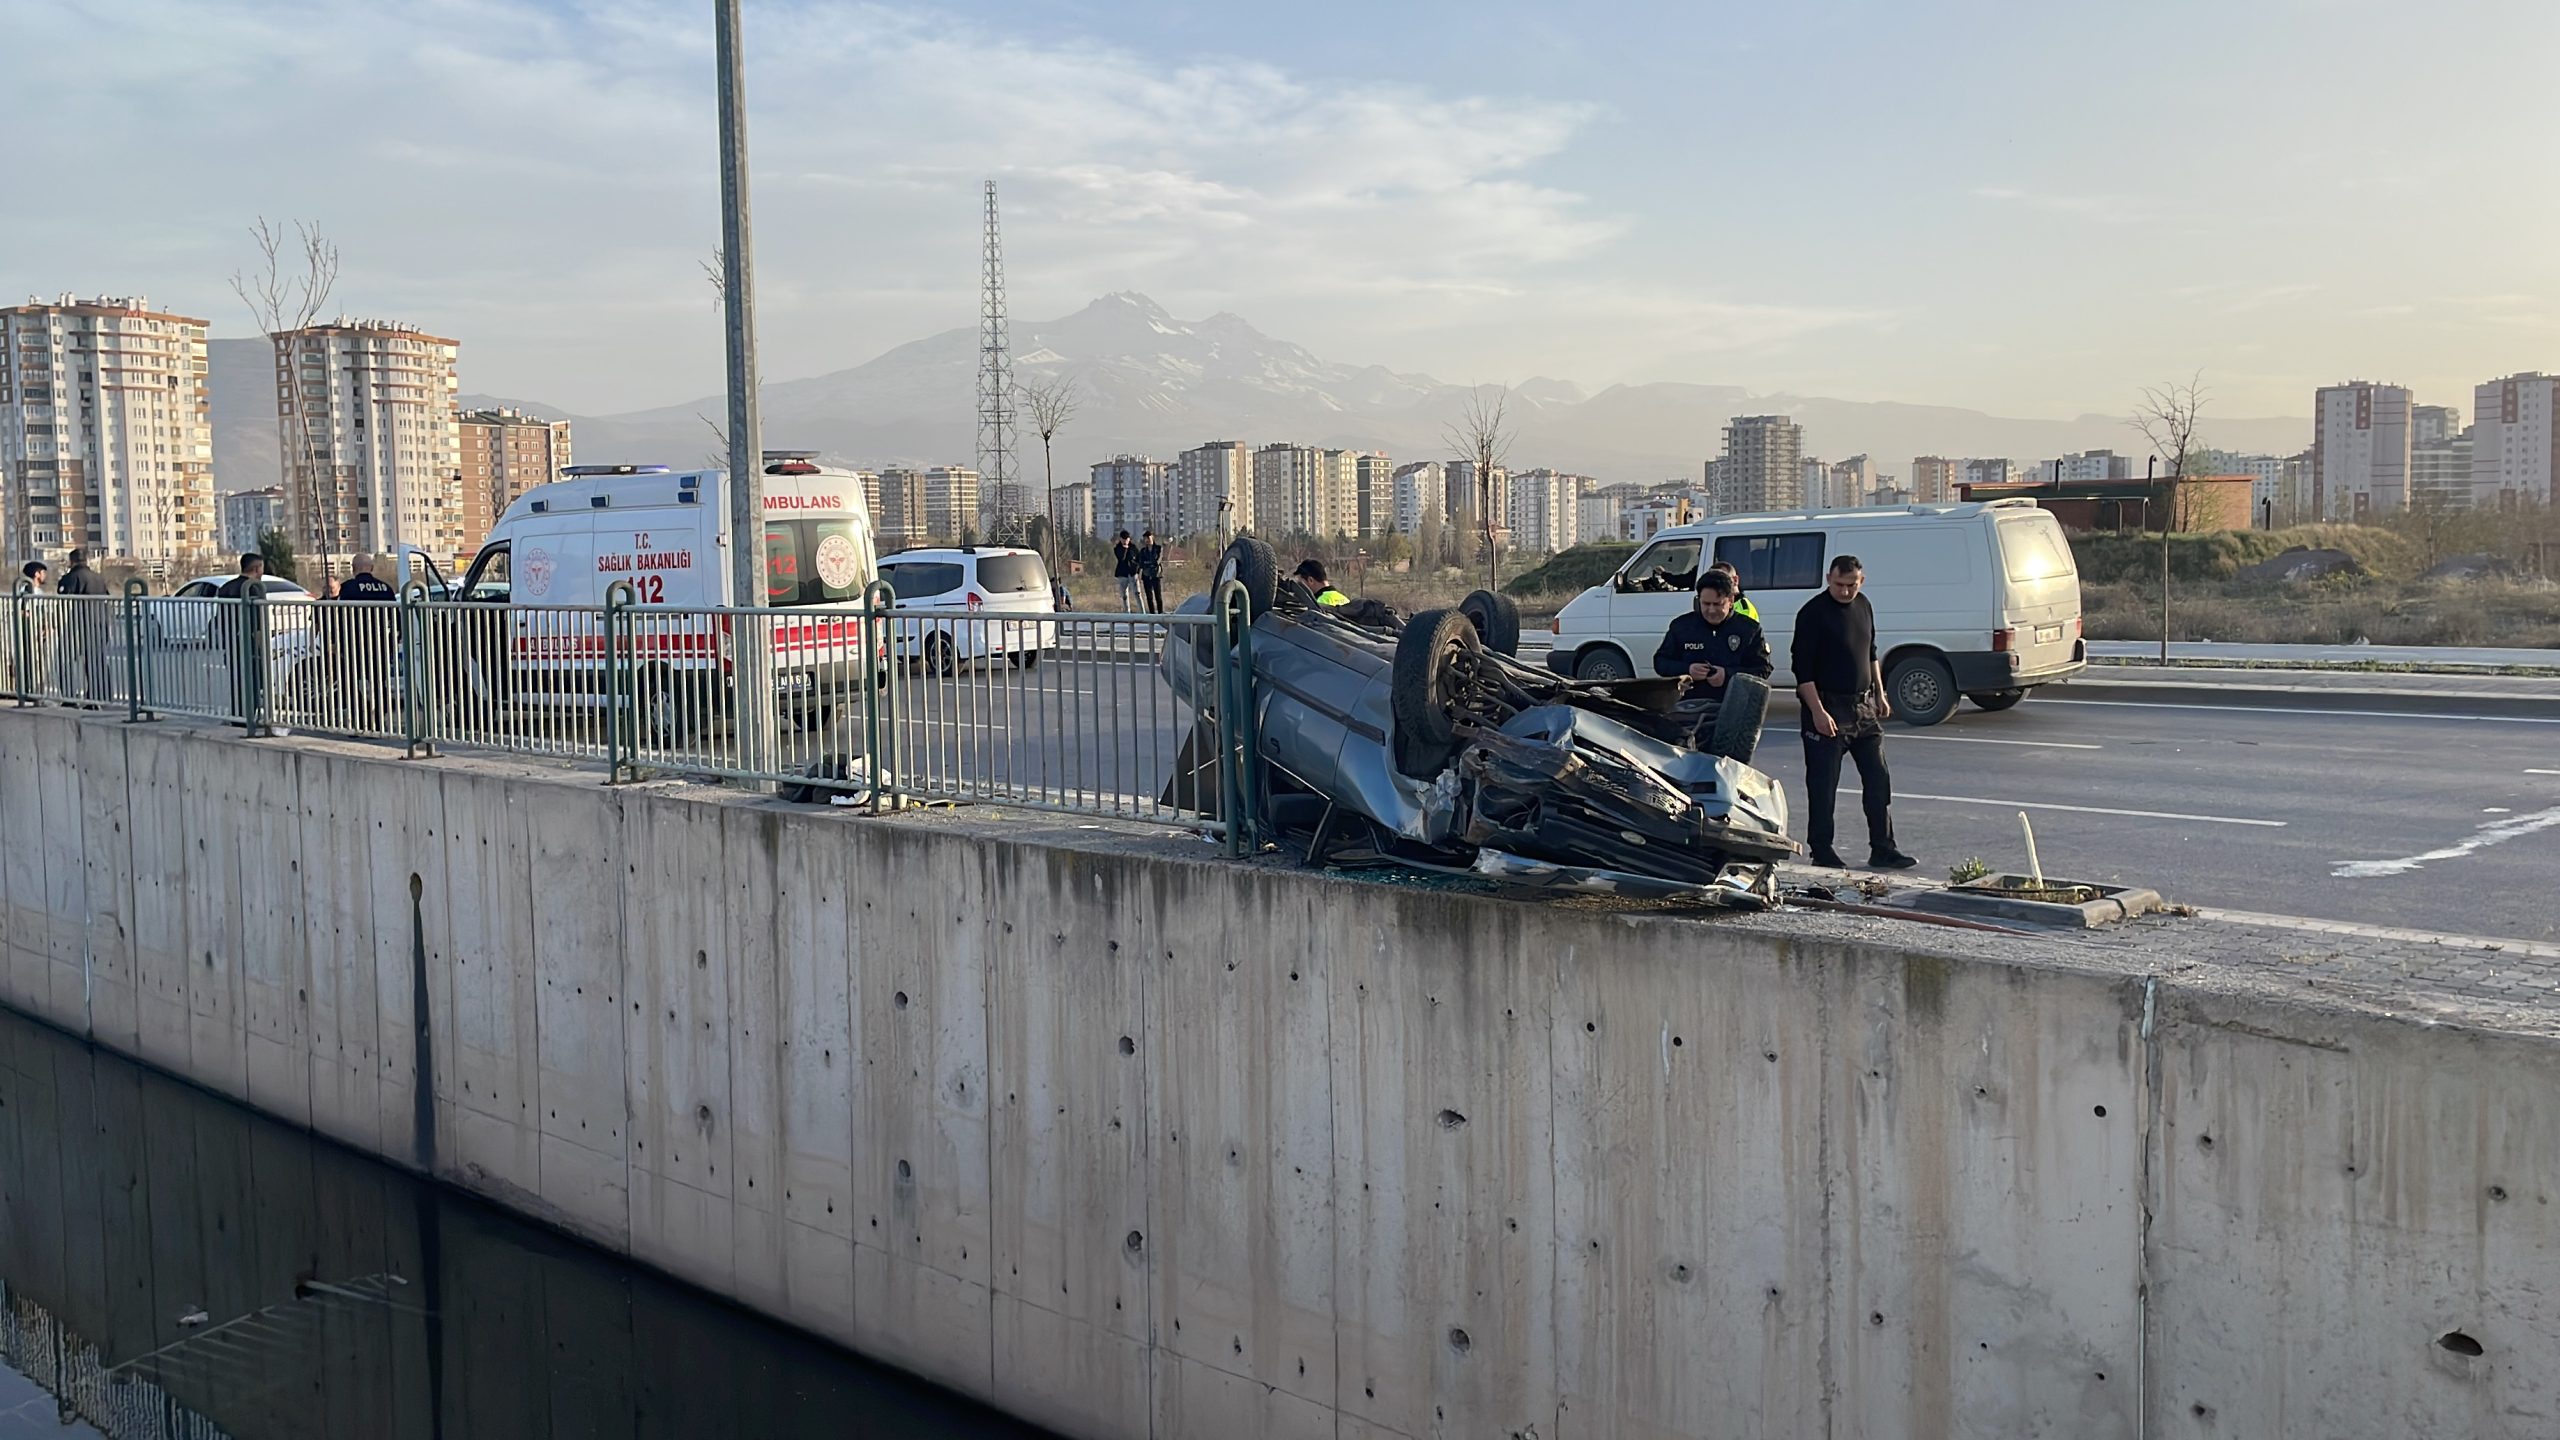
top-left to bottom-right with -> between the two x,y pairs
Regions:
10,0 -> 1757,410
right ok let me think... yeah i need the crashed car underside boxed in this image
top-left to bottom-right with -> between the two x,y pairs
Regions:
1164,539 -> 1798,908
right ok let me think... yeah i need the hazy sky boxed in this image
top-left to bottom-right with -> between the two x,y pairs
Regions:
7,0 -> 2555,419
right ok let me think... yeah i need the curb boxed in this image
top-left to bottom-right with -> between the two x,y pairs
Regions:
2047,677 -> 2560,718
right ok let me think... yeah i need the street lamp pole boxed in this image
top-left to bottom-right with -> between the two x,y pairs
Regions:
714,0 -> 775,785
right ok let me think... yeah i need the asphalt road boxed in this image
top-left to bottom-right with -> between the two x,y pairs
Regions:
1742,689 -> 2560,943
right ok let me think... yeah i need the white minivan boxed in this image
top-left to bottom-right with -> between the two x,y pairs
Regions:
422,452 -> 880,727
1545,498 -> 2084,725
877,546 -> 1056,672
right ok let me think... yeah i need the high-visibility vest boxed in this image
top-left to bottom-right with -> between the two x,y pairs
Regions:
1314,587 -> 1350,606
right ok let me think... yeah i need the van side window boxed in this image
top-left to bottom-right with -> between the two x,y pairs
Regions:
1615,537 -> 1700,593
1714,531 -> 1826,590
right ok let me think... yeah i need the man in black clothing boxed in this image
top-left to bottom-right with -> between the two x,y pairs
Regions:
334,554 -> 399,725
1135,529 -> 1166,613
216,553 -> 270,722
52,548 -> 111,704
1791,554 -> 1915,870
1111,531 -> 1139,611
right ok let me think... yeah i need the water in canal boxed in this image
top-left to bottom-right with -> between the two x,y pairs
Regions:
0,1007 -> 1057,1440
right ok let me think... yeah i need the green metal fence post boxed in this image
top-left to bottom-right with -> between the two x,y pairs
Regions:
399,581 -> 432,759
604,581 -> 634,783
1210,580 -> 1240,856
1216,580 -> 1261,853
861,579 -> 895,815
10,583 -> 33,707
121,579 -> 150,722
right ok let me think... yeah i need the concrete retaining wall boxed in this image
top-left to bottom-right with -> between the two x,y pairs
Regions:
3,706 -> 2555,1439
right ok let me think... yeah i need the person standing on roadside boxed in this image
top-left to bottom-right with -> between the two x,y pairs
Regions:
216,552 -> 270,722
18,560 -> 48,592
1112,530 -> 1139,611
335,553 -> 398,725
1136,529 -> 1166,613
53,548 -> 111,705
1792,554 -> 1915,871
16,560 -> 50,698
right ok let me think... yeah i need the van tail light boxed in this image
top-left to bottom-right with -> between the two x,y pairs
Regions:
966,591 -> 986,608
1992,627 -> 2016,652
2071,615 -> 2083,637
1550,615 -> 1561,634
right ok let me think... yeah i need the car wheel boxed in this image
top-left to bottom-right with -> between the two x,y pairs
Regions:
1705,673 -> 1770,763
1010,647 -> 1040,671
1458,590 -> 1521,657
1389,608 -> 1480,779
641,669 -> 702,746
1191,538 -> 1278,676
922,632 -> 958,677
1572,647 -> 1633,682
1886,653 -> 1958,726
1967,688 -> 2026,712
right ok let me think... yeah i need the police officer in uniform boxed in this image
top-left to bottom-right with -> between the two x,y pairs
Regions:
1706,559 -> 1760,622
1293,559 -> 1351,607
1653,568 -> 1770,694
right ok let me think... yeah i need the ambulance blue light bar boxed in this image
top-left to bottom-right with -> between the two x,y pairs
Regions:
562,464 -> 671,477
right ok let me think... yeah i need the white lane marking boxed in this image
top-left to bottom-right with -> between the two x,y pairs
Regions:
1843,790 -> 2286,828
2332,806 -> 2560,878
2530,769 -> 2560,776
1901,734 -> 2102,750
2486,807 -> 2512,814
2045,698 -> 2560,725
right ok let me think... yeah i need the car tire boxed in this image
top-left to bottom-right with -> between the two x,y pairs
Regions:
1966,688 -> 2026,712
1458,590 -> 1521,657
1390,608 -> 1479,779
1705,673 -> 1770,763
1010,647 -> 1041,670
922,632 -> 958,677
1886,653 -> 1958,726
640,666 -> 703,747
1191,537 -> 1280,681
1572,646 -> 1634,682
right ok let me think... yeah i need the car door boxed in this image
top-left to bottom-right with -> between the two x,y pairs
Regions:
1609,535 -> 1702,674
1712,528 -> 1829,686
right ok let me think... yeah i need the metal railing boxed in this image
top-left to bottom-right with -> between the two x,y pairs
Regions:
4,581 -> 1257,850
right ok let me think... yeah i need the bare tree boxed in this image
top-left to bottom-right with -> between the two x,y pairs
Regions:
701,247 -> 726,308
1444,385 -> 1515,593
1018,375 -> 1080,551
231,218 -> 339,576
2129,372 -> 2209,663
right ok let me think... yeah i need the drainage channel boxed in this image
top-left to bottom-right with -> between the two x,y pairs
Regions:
0,1008 -> 1058,1440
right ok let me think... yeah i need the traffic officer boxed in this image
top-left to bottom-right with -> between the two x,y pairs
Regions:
1293,559 -> 1351,607
1706,559 -> 1760,622
1653,568 -> 1770,689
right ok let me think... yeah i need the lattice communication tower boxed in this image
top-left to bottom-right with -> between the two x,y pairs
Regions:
977,179 -> 1020,540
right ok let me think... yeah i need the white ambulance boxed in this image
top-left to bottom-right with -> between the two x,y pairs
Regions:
426,453 -> 881,731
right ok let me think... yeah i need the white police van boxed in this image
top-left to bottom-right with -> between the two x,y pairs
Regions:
1544,498 -> 2085,725
423,452 -> 880,731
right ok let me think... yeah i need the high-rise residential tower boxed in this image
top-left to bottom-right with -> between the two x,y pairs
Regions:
1713,415 -> 1804,513
1,295 -> 215,568
2312,381 -> 2413,518
2472,373 -> 2558,508
272,318 -> 462,563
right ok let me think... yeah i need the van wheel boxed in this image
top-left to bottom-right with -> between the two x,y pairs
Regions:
1886,653 -> 1958,726
1573,647 -> 1633,682
1967,688 -> 2026,712
1010,647 -> 1040,671
922,633 -> 958,677
639,668 -> 701,746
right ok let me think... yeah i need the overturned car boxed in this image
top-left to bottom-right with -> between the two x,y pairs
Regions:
1164,539 -> 1798,907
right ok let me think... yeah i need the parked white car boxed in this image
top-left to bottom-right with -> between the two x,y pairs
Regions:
877,546 -> 1057,672
1544,498 -> 2085,725
150,574 -> 311,646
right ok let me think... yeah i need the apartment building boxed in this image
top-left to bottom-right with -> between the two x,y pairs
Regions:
923,465 -> 982,541
1713,415 -> 1804,513
1825,454 -> 1877,508
877,467 -> 930,547
218,486 -> 286,555
456,406 -> 571,553
2056,449 -> 2133,482
272,318 -> 462,563
1050,480 -> 1094,537
2312,381 -> 2412,518
1355,452 -> 1396,539
1962,457 -> 2018,490
1444,460 -> 1509,542
1389,460 -> 1443,536
1506,468 -> 1586,554
1910,456 -> 1958,504
2472,373 -> 2558,508
1172,441 -> 1251,536
1,295 -> 216,568
1576,488 -> 1624,546
1090,455 -> 1170,538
